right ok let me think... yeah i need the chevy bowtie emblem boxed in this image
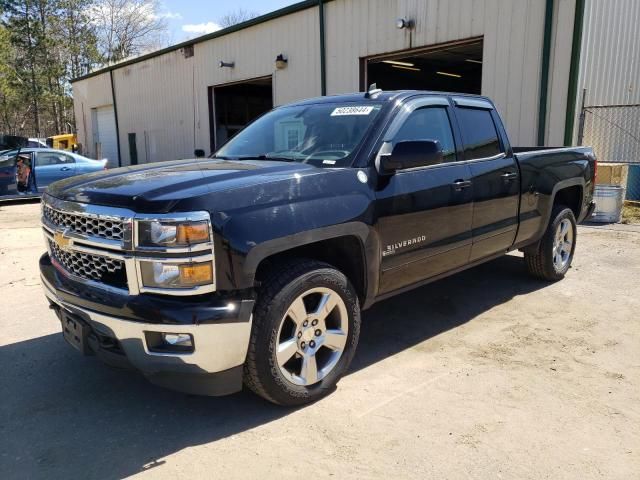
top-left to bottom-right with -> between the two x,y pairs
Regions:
54,229 -> 72,251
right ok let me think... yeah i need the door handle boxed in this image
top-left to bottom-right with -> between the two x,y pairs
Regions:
501,172 -> 518,182
60,166 -> 71,171
451,180 -> 472,191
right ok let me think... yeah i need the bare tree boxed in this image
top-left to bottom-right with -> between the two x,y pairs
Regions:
91,0 -> 168,64
218,8 -> 259,28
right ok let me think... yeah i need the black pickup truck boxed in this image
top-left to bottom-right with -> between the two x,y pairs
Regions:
40,90 -> 596,405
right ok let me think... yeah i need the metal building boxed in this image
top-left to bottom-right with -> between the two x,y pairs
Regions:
71,0 -> 639,168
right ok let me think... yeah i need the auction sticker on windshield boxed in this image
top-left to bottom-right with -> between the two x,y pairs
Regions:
331,106 -> 375,116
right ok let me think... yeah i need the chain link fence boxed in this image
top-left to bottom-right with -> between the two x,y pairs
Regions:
578,101 -> 640,200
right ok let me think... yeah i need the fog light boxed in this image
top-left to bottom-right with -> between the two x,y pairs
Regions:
145,331 -> 194,353
162,333 -> 192,347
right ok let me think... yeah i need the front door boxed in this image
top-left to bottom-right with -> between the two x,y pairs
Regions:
0,151 -> 36,197
374,98 -> 474,295
452,102 -> 519,260
35,151 -> 76,191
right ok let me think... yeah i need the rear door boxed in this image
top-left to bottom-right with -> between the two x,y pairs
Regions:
35,151 -> 76,191
374,97 -> 474,295
452,98 -> 519,261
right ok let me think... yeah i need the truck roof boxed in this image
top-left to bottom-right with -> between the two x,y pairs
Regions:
287,90 -> 493,107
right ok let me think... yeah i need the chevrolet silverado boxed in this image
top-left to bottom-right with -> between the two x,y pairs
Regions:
40,90 -> 596,405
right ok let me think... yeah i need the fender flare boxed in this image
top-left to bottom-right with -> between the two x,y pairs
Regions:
241,221 -> 375,290
545,178 -> 585,223
524,177 -> 585,253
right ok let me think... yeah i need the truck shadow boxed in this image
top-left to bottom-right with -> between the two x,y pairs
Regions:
0,253 -> 547,479
351,253 -> 544,373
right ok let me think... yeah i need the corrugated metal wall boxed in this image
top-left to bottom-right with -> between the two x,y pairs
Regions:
72,73 -> 115,161
578,0 -> 640,107
544,0 -> 578,147
73,0 -> 584,165
73,7 -> 320,166
323,0 -> 559,147
571,0 -> 640,163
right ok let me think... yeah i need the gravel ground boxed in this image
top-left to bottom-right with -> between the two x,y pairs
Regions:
0,200 -> 638,480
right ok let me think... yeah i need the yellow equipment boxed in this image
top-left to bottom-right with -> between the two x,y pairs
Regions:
46,133 -> 78,151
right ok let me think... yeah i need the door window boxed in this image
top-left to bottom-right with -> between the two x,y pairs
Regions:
456,107 -> 502,160
394,107 -> 456,163
37,152 -> 75,166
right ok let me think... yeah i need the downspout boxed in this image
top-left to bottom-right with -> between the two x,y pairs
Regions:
563,0 -> 586,146
318,0 -> 327,96
109,70 -> 122,167
537,0 -> 554,146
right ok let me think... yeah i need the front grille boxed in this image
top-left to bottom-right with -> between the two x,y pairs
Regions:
43,204 -> 124,241
49,240 -> 127,289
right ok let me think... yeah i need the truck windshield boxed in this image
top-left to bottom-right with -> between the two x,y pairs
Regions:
214,103 -> 383,167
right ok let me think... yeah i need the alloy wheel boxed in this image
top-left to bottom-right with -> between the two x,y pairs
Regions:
275,287 -> 349,386
552,218 -> 574,271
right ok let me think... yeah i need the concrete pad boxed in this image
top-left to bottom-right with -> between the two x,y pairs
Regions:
0,200 -> 638,479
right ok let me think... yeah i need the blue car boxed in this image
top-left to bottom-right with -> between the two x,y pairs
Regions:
0,148 -> 108,200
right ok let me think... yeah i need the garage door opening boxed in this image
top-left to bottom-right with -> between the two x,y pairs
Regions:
208,76 -> 273,153
91,105 -> 118,167
363,38 -> 483,94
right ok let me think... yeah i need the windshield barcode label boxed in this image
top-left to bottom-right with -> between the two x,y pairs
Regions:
331,106 -> 375,116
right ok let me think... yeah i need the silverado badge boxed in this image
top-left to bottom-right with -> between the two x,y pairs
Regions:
383,235 -> 427,257
54,230 -> 72,251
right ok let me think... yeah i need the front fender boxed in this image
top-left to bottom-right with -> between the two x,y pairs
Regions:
207,167 -> 379,295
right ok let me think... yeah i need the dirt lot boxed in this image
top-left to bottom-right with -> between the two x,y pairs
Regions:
0,200 -> 638,480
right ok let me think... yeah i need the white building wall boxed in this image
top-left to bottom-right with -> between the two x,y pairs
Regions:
324,0 -> 554,147
72,0 -> 586,164
109,7 -> 321,165
544,0 -> 578,146
72,72 -> 113,160
113,49 -> 196,165
192,7 -> 321,158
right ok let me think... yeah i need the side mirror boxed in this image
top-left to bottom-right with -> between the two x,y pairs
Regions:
377,140 -> 443,174
194,149 -> 205,158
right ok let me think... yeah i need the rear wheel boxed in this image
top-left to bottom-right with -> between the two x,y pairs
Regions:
525,205 -> 577,281
243,259 -> 360,406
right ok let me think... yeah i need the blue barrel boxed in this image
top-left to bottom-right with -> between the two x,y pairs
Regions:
628,165 -> 640,201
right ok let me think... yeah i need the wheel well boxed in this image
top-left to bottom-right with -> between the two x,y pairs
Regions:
554,185 -> 583,219
254,236 -> 367,303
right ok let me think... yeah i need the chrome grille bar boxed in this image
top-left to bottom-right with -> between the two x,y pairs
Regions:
48,239 -> 127,288
43,204 -> 124,241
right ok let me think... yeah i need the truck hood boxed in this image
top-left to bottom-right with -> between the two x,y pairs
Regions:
46,159 -> 330,213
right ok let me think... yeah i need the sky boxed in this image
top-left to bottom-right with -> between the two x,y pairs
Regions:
160,0 -> 299,45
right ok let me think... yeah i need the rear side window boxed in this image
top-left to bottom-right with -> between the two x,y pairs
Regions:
456,107 -> 502,160
394,107 -> 456,163
37,152 -> 75,166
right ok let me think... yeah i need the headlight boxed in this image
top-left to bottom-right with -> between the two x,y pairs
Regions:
139,261 -> 214,289
137,220 -> 210,247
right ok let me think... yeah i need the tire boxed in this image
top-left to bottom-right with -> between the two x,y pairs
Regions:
243,259 -> 361,406
525,205 -> 577,281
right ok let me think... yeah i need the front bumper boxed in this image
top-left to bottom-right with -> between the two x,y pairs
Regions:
41,253 -> 254,396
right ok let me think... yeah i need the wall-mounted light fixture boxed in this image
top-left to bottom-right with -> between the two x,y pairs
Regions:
275,53 -> 288,69
219,60 -> 234,68
396,17 -> 414,29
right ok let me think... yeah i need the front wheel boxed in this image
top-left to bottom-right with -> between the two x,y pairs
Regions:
525,205 -> 577,281
243,259 -> 361,406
